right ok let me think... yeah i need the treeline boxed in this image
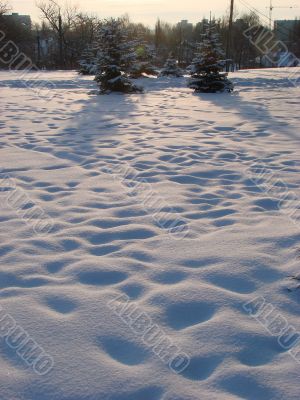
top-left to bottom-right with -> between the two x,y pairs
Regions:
0,0 -> 300,71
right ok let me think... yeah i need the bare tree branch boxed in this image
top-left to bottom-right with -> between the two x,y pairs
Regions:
37,1 -> 79,34
0,1 -> 10,16
37,1 -> 60,32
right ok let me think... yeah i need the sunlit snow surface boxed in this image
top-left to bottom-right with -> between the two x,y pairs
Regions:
0,68 -> 300,400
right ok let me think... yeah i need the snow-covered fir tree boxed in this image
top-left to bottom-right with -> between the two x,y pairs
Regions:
78,45 -> 98,75
128,44 -> 158,78
160,54 -> 183,77
94,18 -> 143,93
188,26 -> 234,93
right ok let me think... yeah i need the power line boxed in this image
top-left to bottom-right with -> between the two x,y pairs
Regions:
238,0 -> 275,24
239,0 -> 299,29
268,1 -> 298,30
237,0 -> 299,38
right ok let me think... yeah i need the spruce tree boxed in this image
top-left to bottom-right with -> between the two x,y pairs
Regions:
129,44 -> 158,78
94,18 -> 143,93
160,54 -> 183,77
78,45 -> 98,75
188,26 -> 234,93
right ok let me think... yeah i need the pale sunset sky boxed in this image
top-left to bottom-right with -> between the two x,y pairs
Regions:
9,0 -> 300,25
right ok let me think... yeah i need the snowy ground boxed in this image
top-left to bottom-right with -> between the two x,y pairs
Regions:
0,68 -> 300,400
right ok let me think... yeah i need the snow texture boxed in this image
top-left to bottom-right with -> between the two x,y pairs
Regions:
0,68 -> 300,400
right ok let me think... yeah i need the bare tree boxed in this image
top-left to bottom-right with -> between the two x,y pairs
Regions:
37,0 -> 78,67
37,1 -> 78,31
0,1 -> 10,16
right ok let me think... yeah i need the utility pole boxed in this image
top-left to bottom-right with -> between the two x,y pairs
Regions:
50,0 -> 64,69
226,0 -> 234,72
58,12 -> 63,69
36,31 -> 41,68
178,22 -> 183,66
269,0 -> 273,30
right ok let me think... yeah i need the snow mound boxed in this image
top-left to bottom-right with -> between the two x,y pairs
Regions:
0,68 -> 300,400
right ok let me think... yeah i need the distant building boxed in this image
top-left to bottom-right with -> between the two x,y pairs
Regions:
178,20 -> 193,31
274,20 -> 297,43
4,13 -> 32,29
177,20 -> 193,40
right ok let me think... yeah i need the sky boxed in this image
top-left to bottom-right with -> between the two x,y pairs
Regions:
9,0 -> 300,26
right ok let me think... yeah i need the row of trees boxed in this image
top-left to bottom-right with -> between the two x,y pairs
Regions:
1,0 -> 300,70
87,18 -> 233,94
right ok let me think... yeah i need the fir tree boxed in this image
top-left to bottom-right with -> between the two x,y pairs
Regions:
160,54 -> 183,77
78,45 -> 98,75
188,26 -> 234,93
94,18 -> 143,93
128,44 -> 158,78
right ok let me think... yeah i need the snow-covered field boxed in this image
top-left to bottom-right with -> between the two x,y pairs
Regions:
0,68 -> 300,400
